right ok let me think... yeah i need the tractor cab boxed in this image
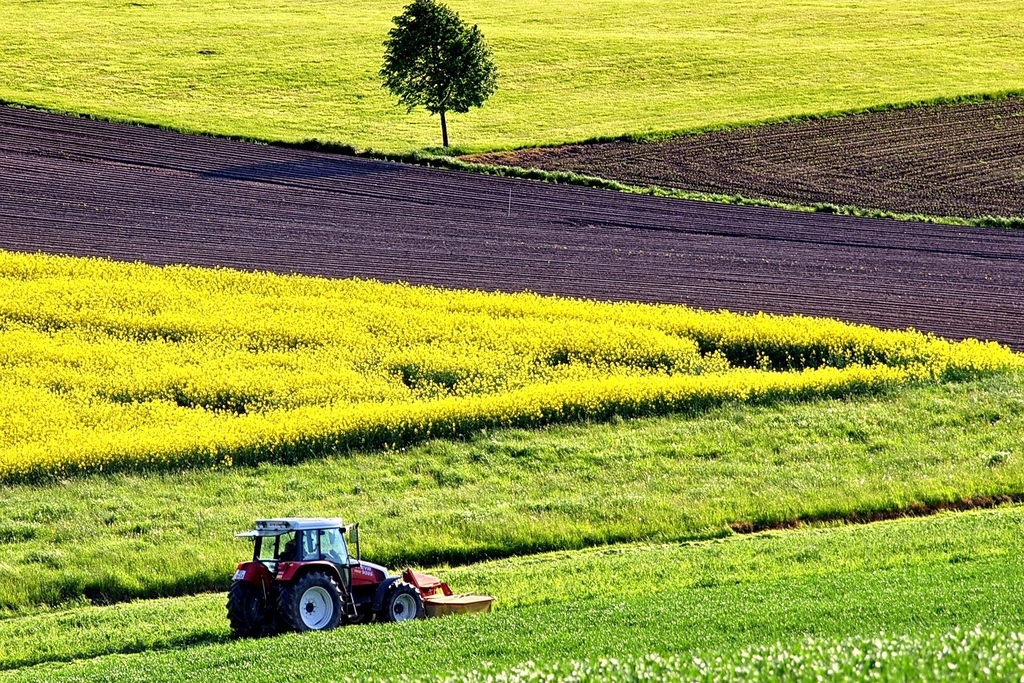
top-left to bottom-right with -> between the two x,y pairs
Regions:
238,518 -> 367,587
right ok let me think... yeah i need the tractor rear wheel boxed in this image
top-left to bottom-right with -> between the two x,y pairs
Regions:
379,580 -> 425,622
277,572 -> 344,632
226,581 -> 275,637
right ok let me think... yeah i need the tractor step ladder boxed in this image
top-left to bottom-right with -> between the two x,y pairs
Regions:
341,584 -> 359,621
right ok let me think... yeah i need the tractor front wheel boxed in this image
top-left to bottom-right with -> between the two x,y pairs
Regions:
226,580 -> 275,638
379,581 -> 425,622
277,572 -> 344,632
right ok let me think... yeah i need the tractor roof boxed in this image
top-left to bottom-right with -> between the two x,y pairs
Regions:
236,518 -> 347,538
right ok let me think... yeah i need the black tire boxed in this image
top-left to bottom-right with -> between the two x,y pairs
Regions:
276,571 -> 344,632
378,580 -> 425,622
226,581 -> 275,638
351,607 -> 376,625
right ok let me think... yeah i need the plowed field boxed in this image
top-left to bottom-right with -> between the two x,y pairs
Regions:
1,106 -> 1022,350
466,97 -> 1024,220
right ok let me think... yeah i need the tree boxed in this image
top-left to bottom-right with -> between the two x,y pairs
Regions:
380,0 -> 498,148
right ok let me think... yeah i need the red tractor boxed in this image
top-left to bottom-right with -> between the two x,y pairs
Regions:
227,518 -> 492,636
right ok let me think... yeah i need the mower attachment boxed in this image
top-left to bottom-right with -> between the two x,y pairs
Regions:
402,569 -> 495,617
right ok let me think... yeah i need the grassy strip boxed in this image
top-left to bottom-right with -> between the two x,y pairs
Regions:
14,87 -> 1024,158
305,92 -> 1024,228
2,1 -> 1023,152
0,371 -> 1021,614
366,148 -> 1024,230
4,505 -> 1024,677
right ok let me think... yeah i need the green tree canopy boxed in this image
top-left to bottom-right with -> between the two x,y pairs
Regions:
381,0 -> 498,148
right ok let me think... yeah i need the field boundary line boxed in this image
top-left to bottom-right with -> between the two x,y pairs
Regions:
368,152 -> 1024,230
730,492 -> 1024,534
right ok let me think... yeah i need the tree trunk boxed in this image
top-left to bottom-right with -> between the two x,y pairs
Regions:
440,110 -> 449,148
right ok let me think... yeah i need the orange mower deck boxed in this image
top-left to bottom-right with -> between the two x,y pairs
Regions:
403,569 -> 494,617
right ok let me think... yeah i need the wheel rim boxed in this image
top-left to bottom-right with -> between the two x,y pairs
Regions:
391,593 -> 417,621
299,586 -> 334,630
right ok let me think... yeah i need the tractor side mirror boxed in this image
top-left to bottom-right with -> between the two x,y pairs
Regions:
342,522 -> 362,563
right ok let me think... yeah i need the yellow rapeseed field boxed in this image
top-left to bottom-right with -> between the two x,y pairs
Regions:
0,250 -> 1019,481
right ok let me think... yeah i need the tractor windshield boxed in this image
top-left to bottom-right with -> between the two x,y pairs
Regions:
319,527 -> 350,565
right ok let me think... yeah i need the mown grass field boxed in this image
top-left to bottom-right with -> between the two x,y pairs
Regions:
2,0 -> 1022,152
4,505 -> 1024,680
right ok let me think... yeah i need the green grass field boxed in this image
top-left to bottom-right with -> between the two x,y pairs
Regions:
2,0 -> 1022,152
4,505 -> 1024,680
1,371 -> 1021,616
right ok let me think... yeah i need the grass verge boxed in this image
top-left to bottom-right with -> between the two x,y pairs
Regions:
409,147 -> 1024,230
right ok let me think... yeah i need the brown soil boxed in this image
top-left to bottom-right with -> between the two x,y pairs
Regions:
1,106 -> 1022,351
465,98 -> 1024,219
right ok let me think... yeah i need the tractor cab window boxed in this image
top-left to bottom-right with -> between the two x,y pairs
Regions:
280,532 -> 300,561
299,530 -> 320,561
320,528 -> 349,565
258,531 -> 297,562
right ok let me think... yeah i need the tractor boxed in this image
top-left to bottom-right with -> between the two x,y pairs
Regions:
227,518 -> 492,636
